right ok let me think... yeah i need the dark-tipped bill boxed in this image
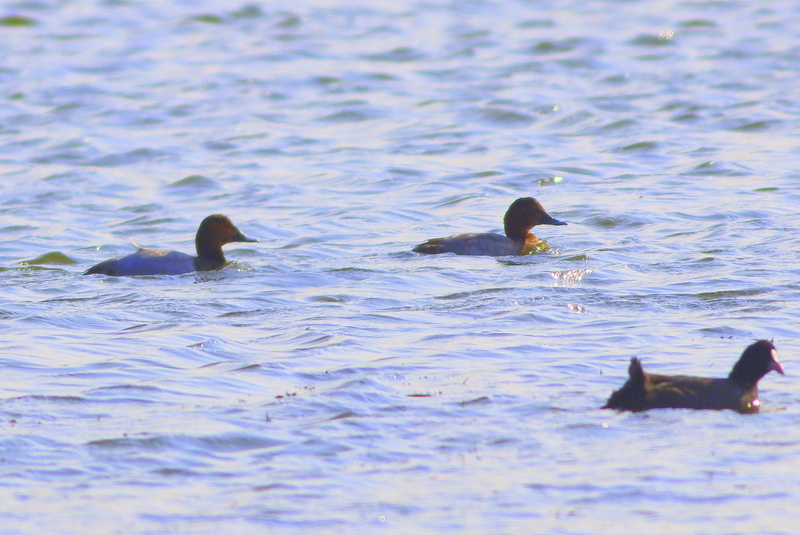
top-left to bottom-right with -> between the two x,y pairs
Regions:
233,229 -> 258,243
541,213 -> 567,226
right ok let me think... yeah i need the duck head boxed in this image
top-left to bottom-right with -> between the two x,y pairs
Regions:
503,197 -> 567,241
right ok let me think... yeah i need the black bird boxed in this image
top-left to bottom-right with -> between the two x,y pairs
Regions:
603,340 -> 784,413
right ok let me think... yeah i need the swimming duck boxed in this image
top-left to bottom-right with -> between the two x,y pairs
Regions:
412,197 -> 567,256
603,340 -> 784,413
84,214 -> 257,276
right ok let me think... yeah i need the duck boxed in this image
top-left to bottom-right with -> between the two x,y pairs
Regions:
602,340 -> 784,413
412,197 -> 567,256
84,214 -> 257,276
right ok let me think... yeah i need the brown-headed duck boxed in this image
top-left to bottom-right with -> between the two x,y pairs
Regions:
412,197 -> 567,256
603,340 -> 784,413
84,214 -> 257,276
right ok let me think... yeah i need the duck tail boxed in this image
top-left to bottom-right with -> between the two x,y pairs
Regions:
628,357 -> 645,385
602,357 -> 647,410
413,241 -> 445,254
84,260 -> 116,276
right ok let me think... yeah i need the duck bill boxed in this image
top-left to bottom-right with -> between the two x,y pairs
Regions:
233,228 -> 259,243
540,213 -> 567,226
768,348 -> 784,375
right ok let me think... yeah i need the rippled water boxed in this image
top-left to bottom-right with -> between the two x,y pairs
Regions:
2,0 -> 800,533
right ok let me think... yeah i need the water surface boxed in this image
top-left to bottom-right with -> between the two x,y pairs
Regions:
1,0 -> 800,533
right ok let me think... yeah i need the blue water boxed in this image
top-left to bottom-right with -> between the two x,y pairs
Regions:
1,0 -> 800,533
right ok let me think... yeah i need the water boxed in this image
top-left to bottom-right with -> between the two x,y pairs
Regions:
1,0 -> 800,533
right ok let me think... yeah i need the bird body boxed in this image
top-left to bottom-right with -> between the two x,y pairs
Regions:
84,214 -> 257,276
413,197 -> 566,256
603,340 -> 784,413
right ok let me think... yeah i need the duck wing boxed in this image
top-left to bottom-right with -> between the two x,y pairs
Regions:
413,233 -> 519,256
643,375 -> 754,412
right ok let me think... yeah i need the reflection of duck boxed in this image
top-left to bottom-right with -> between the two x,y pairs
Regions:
84,214 -> 257,276
603,340 -> 784,413
413,197 -> 567,256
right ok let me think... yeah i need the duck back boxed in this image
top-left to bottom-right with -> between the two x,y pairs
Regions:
84,247 -> 197,276
413,233 -> 521,256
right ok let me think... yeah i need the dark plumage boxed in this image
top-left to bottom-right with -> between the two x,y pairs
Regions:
412,197 -> 567,256
603,340 -> 784,413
